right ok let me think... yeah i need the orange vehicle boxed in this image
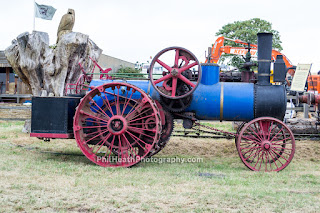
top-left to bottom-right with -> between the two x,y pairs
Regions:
205,36 -> 295,77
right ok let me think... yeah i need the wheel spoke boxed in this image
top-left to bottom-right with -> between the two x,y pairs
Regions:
93,133 -> 112,155
171,78 -> 177,97
179,61 -> 198,73
116,86 -> 121,115
272,147 -> 292,156
248,125 -> 263,142
178,74 -> 196,88
83,128 -> 109,145
253,122 -> 263,140
263,152 -> 267,172
174,49 -> 180,67
105,135 -> 116,160
271,136 -> 292,144
128,126 -> 156,135
89,105 -> 109,119
241,131 -> 261,143
156,59 -> 172,72
272,146 -> 292,151
125,97 -> 144,119
81,125 -> 107,129
118,135 -> 123,164
130,122 -> 156,126
267,151 -> 279,170
80,110 -> 109,123
125,131 -> 147,153
244,147 -> 261,161
89,97 -> 111,119
271,149 -> 289,162
240,146 -> 260,150
253,150 -> 263,170
267,121 -> 274,140
101,91 -> 115,117
125,130 -> 150,147
269,150 -> 283,166
128,113 -> 155,123
242,145 -> 259,155
154,73 -> 172,85
270,126 -> 285,143
259,120 -> 267,140
127,107 -> 153,122
121,89 -> 134,116
122,133 -> 138,157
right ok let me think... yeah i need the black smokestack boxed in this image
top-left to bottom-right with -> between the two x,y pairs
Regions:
257,32 -> 273,85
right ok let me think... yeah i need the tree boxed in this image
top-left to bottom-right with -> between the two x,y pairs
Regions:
216,18 -> 282,69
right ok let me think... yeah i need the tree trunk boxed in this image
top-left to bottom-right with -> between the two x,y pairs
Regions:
5,31 -> 102,96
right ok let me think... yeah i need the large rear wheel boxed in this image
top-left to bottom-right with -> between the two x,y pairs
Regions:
73,82 -> 162,167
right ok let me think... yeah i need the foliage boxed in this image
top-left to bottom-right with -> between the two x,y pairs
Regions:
216,18 -> 282,69
117,65 -> 143,78
49,44 -> 57,49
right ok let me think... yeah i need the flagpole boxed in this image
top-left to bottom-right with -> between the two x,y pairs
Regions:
33,0 -> 35,31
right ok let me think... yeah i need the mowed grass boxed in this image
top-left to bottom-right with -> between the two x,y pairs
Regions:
0,121 -> 320,212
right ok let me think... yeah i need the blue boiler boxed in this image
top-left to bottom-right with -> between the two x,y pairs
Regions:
89,62 -> 286,122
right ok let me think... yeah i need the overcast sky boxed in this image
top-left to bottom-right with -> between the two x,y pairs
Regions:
1,0 -> 319,73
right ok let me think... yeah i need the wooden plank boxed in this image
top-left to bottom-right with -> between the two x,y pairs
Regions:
303,103 -> 309,118
14,76 -> 18,94
0,106 -> 31,109
0,94 -> 32,98
5,67 -> 10,92
0,118 -> 27,121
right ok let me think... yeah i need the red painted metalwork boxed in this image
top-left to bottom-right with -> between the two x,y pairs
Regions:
64,57 -> 112,95
148,109 -> 174,157
73,82 -> 162,167
89,56 -> 112,80
149,47 -> 202,99
30,133 -> 73,139
75,74 -> 86,93
236,117 -> 295,172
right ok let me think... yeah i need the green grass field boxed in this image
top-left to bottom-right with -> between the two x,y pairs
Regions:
0,121 -> 319,212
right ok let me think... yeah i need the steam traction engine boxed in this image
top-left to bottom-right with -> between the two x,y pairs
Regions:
30,33 -> 295,171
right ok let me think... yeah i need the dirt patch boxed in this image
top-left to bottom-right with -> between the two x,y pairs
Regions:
1,119 -> 320,162
0,103 -> 31,119
160,137 -> 237,159
160,137 -> 320,162
294,140 -> 320,161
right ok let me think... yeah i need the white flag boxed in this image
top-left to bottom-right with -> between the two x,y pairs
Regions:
34,2 -> 56,20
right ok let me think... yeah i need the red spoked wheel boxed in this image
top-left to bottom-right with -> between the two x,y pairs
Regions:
73,82 -> 162,167
236,117 -> 295,172
148,109 -> 174,157
149,47 -> 202,99
235,122 -> 246,147
75,74 -> 87,94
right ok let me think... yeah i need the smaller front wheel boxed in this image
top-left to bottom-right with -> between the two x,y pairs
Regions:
236,117 -> 295,172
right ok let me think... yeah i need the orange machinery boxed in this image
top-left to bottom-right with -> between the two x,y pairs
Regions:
307,75 -> 320,93
205,36 -> 295,77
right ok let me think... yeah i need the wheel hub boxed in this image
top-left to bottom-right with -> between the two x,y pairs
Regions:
171,68 -> 179,76
107,115 -> 127,135
261,140 -> 271,150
